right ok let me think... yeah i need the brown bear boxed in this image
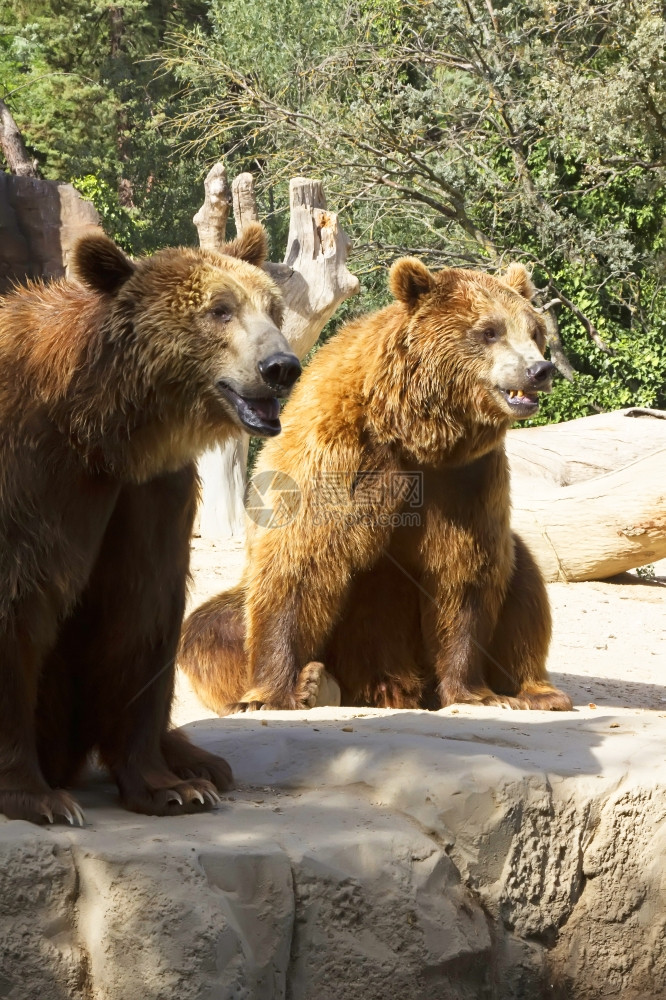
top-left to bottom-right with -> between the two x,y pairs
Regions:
0,223 -> 301,825
179,257 -> 573,714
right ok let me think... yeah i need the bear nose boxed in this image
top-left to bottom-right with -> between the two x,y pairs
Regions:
258,352 -> 302,393
526,360 -> 555,383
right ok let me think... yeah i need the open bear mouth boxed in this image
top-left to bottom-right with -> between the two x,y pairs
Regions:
217,382 -> 282,437
497,387 -> 540,417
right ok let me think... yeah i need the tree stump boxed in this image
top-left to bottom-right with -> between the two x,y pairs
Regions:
192,162 -> 231,251
194,165 -> 359,540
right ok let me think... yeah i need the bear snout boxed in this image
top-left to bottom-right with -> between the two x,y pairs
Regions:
526,360 -> 555,386
258,352 -> 302,394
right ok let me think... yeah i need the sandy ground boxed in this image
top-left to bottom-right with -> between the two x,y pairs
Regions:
173,539 -> 666,725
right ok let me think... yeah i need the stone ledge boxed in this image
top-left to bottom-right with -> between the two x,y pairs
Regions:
1,705 -> 664,1000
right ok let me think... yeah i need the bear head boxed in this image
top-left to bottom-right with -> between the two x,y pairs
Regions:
388,256 -> 553,427
71,224 -> 300,440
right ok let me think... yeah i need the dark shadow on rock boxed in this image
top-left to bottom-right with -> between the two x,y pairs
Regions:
549,671 -> 666,711
184,710 -> 610,787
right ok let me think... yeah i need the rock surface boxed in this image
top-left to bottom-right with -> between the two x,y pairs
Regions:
1,541 -> 664,1000
0,173 -> 99,293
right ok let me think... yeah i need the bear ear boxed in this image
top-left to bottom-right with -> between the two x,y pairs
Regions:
71,232 -> 135,295
502,262 -> 535,300
222,222 -> 268,268
389,257 -> 435,309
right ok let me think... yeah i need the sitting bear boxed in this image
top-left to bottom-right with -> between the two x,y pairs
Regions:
0,223 -> 301,824
179,257 -> 572,714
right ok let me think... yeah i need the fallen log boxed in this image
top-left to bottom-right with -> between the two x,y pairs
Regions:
507,408 -> 666,487
512,451 -> 666,582
509,410 -> 666,581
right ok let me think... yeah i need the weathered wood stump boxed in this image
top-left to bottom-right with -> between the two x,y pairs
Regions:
194,165 -> 359,539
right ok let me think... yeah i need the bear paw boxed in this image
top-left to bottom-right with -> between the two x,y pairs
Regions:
439,682 -> 573,712
0,788 -> 85,826
161,732 -> 233,790
512,685 -> 574,711
223,699 -> 269,714
294,662 -> 341,709
121,777 -> 223,816
439,684 -> 528,710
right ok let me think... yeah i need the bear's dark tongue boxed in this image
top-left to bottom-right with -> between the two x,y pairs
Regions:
217,381 -> 282,437
245,397 -> 280,421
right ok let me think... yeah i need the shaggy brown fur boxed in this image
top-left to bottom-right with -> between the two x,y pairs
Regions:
0,223 -> 300,825
180,258 -> 572,714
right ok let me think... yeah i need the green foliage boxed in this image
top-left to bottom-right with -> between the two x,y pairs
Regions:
72,174 -> 141,253
2,0 -> 665,424
164,0 -> 666,422
0,0 -> 207,251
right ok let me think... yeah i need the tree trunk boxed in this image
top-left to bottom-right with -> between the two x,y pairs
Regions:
264,177 -> 360,358
194,166 -> 359,539
509,408 -> 666,581
109,6 -> 134,208
231,171 -> 258,233
0,101 -> 37,177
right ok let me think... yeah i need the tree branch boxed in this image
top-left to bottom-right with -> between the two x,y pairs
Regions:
534,292 -> 575,381
0,100 -> 37,177
548,280 -> 613,354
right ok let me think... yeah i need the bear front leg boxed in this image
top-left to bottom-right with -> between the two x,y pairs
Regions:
239,547 -> 381,712
233,459 -> 396,713
81,467 -> 232,814
421,586 -> 524,709
0,626 -> 84,825
229,607 -> 319,712
483,534 -> 573,711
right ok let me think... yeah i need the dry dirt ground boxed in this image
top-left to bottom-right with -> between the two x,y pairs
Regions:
174,539 -> 666,724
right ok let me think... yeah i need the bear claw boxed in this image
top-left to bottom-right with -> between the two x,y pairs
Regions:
58,804 -> 85,826
0,789 -> 86,826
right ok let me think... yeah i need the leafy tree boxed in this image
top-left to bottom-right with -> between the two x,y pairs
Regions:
0,0 -> 210,250
164,0 -> 666,421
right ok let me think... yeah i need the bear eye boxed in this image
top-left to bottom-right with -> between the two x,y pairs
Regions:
211,305 -> 233,323
482,326 -> 499,344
